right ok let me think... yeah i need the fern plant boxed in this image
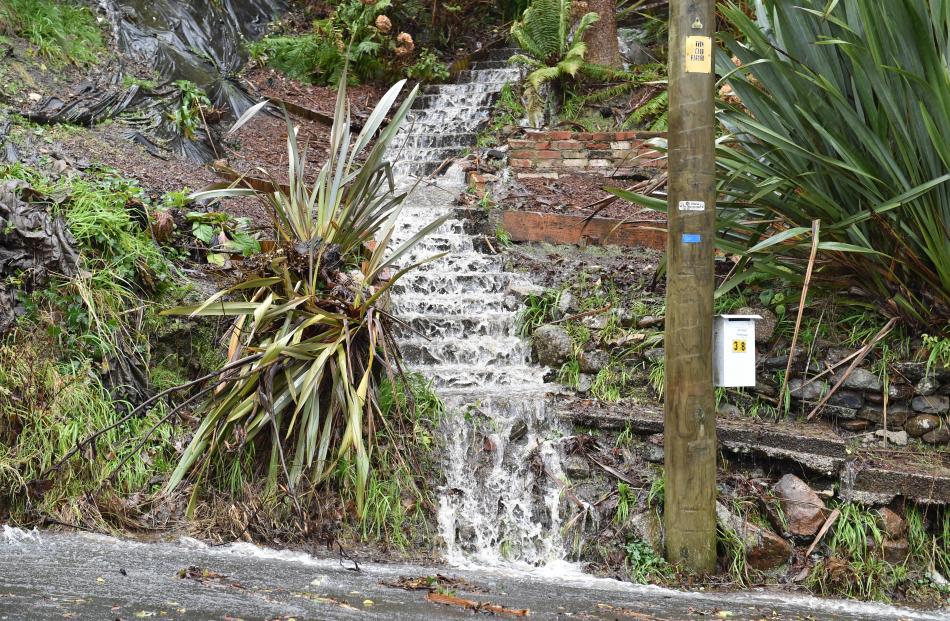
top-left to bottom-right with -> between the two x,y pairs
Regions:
509,0 -> 600,126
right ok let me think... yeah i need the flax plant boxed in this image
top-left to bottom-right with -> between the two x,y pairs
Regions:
162,68 -> 447,512
613,0 -> 950,333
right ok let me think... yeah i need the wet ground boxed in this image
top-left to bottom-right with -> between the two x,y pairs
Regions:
0,527 -> 944,620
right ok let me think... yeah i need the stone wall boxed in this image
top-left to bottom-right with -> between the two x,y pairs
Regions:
508,130 -> 666,179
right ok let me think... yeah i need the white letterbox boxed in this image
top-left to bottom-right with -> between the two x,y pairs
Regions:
713,314 -> 761,387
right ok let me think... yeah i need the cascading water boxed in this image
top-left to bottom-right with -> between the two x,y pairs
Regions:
386,50 -> 570,567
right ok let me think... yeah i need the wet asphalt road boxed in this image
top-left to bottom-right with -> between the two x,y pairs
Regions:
0,527 -> 946,621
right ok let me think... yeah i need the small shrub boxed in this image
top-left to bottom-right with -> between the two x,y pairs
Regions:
404,48 -> 449,82
624,538 -> 673,584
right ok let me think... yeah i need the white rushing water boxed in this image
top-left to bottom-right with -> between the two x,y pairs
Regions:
385,50 -> 571,567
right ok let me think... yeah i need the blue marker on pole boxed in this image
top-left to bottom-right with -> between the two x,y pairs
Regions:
682,233 -> 701,244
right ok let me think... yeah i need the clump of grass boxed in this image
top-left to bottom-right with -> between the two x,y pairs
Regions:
476,83 -> 527,148
0,336 -> 182,526
556,358 -> 580,390
806,502 -> 950,602
614,481 -> 633,525
0,0 -> 104,66
355,373 -> 444,547
922,334 -> 950,378
590,360 -> 629,403
517,288 -> 562,336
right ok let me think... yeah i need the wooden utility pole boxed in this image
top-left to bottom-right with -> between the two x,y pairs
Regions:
663,0 -> 717,573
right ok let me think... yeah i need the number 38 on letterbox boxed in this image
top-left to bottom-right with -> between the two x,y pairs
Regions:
713,314 -> 762,387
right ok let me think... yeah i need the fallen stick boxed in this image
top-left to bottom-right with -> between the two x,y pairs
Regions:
548,304 -> 612,326
806,317 -> 897,420
426,592 -> 529,617
779,219 -> 819,414
805,507 -> 840,557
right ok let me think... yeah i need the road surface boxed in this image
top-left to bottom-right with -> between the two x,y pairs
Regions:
0,526 -> 945,620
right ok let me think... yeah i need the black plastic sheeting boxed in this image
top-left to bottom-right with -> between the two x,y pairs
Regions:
17,1 -> 284,162
0,180 -> 80,333
106,0 -> 283,119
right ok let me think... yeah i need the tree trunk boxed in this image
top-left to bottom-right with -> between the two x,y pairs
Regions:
582,0 -> 621,68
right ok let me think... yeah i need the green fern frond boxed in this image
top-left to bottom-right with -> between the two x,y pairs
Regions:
573,11 -> 600,41
508,53 -> 545,69
527,65 -> 561,90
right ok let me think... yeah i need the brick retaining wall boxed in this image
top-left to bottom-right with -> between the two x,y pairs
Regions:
508,130 -> 666,179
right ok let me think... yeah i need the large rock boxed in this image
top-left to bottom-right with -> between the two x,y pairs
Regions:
874,429 -> 909,446
915,375 -> 939,396
643,433 -> 664,463
789,378 -> 829,401
888,383 -> 916,400
877,507 -> 907,539
556,291 -> 574,317
773,474 -> 828,537
905,414 -> 941,437
618,28 -> 652,66
912,395 -> 949,415
882,537 -> 910,563
579,349 -> 609,374
922,425 -> 950,445
859,403 -> 911,429
892,361 -> 927,382
628,510 -> 663,554
562,454 -> 591,479
532,324 -> 573,367
828,390 -> 864,409
840,419 -> 873,432
838,368 -> 882,392
716,502 -> 792,570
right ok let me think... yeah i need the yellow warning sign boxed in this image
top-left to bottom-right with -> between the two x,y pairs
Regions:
684,36 -> 712,73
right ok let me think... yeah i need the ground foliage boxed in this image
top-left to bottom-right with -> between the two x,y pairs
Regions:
0,0 -> 104,67
248,0 -> 448,86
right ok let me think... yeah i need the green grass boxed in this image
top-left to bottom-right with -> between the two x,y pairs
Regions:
0,0 -> 104,66
614,481 -> 633,525
357,373 -> 444,547
476,83 -> 527,148
806,502 -> 950,602
5,164 -> 172,363
0,337 -> 182,526
922,334 -> 950,378
556,358 -> 580,390
516,288 -> 562,337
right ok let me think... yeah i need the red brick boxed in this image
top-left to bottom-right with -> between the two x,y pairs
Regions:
508,139 -> 535,149
510,149 -> 536,159
551,140 -> 583,150
546,130 -> 573,140
574,132 -> 594,140
561,158 -> 589,167
533,150 -> 561,159
510,158 -> 532,168
588,142 -> 611,150
525,131 -> 549,141
591,132 -> 612,141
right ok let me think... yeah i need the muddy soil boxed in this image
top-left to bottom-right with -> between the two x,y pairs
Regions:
502,173 -> 668,221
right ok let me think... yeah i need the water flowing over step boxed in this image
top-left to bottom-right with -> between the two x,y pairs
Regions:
385,52 -> 572,566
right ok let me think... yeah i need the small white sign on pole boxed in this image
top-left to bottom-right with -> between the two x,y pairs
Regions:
713,314 -> 762,387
